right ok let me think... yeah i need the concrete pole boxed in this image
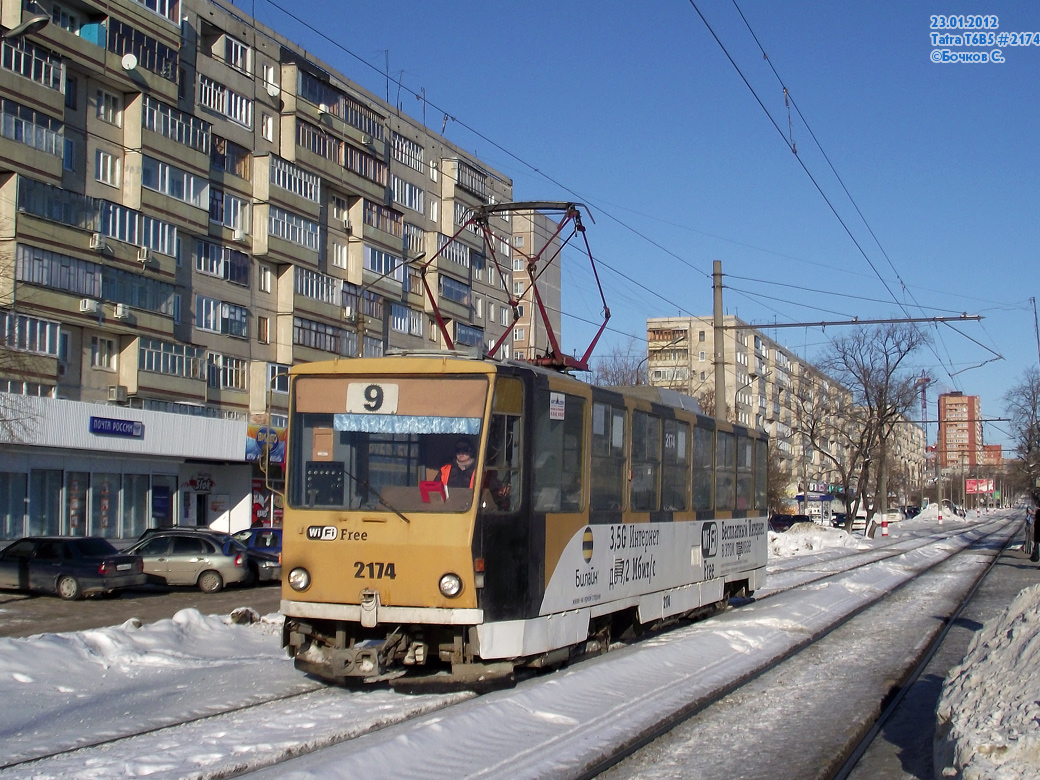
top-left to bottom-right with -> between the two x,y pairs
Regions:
713,260 -> 726,424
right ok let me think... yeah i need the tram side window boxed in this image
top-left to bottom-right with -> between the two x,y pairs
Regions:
735,434 -> 753,510
533,390 -> 585,512
754,438 -> 768,511
484,377 -> 523,514
715,431 -> 736,511
692,426 -> 713,511
631,411 -> 661,511
591,402 -> 626,511
662,419 -> 689,511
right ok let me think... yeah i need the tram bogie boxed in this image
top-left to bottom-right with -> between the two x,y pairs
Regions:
279,353 -> 769,687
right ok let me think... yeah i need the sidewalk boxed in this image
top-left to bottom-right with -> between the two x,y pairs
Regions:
848,518 -> 1038,779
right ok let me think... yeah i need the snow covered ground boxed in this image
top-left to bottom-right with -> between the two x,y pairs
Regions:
0,508 -> 1032,779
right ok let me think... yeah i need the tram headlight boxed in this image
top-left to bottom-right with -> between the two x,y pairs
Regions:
438,573 -> 463,598
288,567 -> 311,591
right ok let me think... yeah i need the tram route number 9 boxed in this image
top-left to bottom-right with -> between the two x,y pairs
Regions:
346,382 -> 399,414
354,561 -> 397,579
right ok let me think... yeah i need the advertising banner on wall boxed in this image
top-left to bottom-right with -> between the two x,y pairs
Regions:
245,425 -> 286,464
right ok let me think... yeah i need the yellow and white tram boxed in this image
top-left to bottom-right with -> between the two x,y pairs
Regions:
280,352 -> 768,685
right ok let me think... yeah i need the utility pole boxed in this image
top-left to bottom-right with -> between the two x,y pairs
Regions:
713,260 -> 726,424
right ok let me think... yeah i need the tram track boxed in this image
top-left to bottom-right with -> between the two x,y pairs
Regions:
597,516 -> 1020,780
1,517 -> 1017,780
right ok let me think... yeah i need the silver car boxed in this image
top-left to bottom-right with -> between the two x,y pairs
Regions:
125,529 -> 249,593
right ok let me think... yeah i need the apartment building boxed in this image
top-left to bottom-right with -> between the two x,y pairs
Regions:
937,392 -> 984,469
645,315 -> 855,501
508,210 -> 561,362
0,0 -> 515,539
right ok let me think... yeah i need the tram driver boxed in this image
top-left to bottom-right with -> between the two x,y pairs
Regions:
439,438 -> 511,509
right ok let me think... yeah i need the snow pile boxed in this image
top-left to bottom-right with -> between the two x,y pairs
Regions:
769,522 -> 870,557
934,584 -> 1040,779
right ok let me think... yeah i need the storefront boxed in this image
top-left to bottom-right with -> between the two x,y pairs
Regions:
0,395 -> 260,542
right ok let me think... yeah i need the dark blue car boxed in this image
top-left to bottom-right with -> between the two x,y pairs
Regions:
233,527 -> 282,583
0,536 -> 146,600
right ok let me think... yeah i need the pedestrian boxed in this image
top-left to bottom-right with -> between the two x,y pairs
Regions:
1032,504 -> 1040,563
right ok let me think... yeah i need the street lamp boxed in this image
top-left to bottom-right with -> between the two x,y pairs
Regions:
4,14 -> 49,39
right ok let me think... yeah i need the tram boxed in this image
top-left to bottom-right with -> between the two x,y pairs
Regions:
279,352 -> 769,684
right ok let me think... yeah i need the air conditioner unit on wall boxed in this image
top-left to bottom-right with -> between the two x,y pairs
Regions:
233,228 -> 246,242
79,298 -> 98,314
89,233 -> 107,251
341,215 -> 352,232
108,385 -> 128,403
113,303 -> 131,319
137,246 -> 150,263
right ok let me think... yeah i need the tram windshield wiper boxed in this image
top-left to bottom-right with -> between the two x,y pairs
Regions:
342,465 -> 410,523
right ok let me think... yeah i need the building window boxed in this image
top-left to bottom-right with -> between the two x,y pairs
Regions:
90,337 -> 115,369
258,263 -> 272,293
208,353 -> 247,390
363,245 -> 403,282
1,36 -> 63,91
257,315 -> 269,344
209,188 -> 249,231
0,311 -> 61,356
139,338 -> 204,379
390,175 -> 424,213
264,362 -> 290,394
270,156 -> 320,202
198,74 -> 252,128
96,90 -> 121,127
261,112 -> 273,141
0,98 -> 63,158
455,323 -> 483,347
142,156 -> 208,208
224,35 -> 251,73
210,135 -> 250,178
94,149 -> 120,187
513,327 -> 525,341
268,206 -> 319,250
331,241 -> 348,270
391,131 -> 424,172
438,275 -> 470,307
195,295 -> 248,338
143,96 -> 210,154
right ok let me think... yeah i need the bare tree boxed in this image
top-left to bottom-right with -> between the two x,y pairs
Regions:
0,252 -> 40,443
591,339 -> 645,386
696,388 -> 716,419
1003,367 -> 1040,504
766,439 -> 792,514
817,323 -> 929,530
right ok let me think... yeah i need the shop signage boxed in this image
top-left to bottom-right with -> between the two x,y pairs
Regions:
89,416 -> 144,438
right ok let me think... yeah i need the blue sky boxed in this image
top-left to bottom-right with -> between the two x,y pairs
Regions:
238,0 -> 1038,451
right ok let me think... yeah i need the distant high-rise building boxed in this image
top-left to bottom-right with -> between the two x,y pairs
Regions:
937,392 -> 984,469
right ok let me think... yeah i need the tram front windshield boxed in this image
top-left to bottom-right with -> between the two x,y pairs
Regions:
288,375 -> 489,513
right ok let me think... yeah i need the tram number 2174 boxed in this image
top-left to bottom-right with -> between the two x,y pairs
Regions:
354,561 -> 397,579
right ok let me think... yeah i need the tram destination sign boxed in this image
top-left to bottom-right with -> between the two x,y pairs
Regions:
89,416 -> 144,439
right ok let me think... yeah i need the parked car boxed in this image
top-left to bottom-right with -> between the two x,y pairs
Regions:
830,512 -> 848,528
0,536 -> 146,600
124,528 -> 249,593
233,527 -> 282,554
768,514 -> 813,533
233,528 -> 282,583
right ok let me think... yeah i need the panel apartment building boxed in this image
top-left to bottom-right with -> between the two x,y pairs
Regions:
937,392 -> 986,469
646,315 -> 927,509
508,210 -> 562,362
0,0 -> 518,540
